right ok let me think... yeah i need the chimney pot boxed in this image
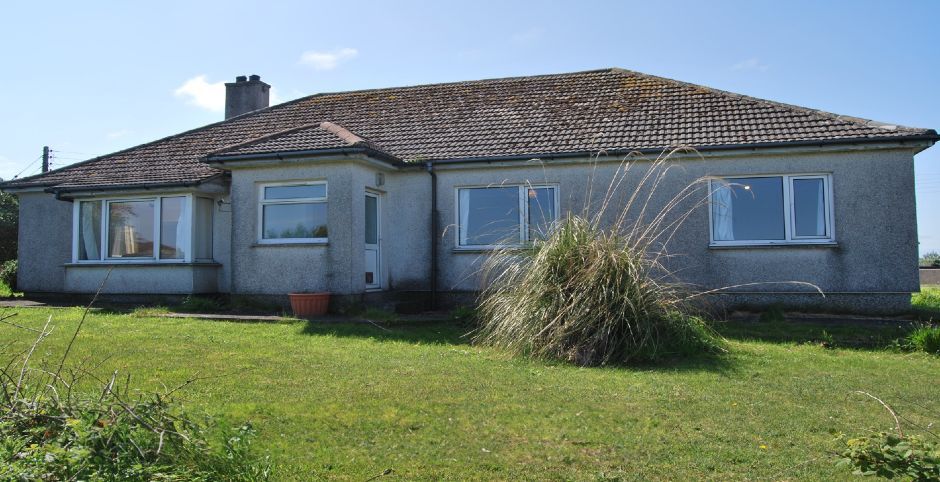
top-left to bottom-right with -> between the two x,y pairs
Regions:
225,74 -> 270,119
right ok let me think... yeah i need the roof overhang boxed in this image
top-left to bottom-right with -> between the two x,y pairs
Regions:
36,173 -> 228,201
424,134 -> 940,167
203,146 -> 406,168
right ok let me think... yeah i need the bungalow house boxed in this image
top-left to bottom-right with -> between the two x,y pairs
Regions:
1,69 -> 936,313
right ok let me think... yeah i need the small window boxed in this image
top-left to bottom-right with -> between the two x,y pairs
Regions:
259,181 -> 328,243
710,174 -> 833,245
457,184 -> 557,247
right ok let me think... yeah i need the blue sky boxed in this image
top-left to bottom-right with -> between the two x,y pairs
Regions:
2,0 -> 938,253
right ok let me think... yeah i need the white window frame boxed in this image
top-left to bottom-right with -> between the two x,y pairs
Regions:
71,193 -> 203,263
708,173 -> 835,247
257,180 -> 328,244
455,183 -> 560,249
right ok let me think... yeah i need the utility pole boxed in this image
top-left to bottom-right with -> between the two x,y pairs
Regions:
41,146 -> 49,173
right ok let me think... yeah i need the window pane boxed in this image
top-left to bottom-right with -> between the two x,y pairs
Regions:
459,187 -> 520,246
793,178 -> 827,237
78,201 -> 101,260
365,195 -> 378,245
264,184 -> 326,200
194,197 -> 214,259
108,200 -> 155,258
262,203 -> 328,239
160,197 -> 187,259
527,187 -> 555,240
712,177 -> 785,241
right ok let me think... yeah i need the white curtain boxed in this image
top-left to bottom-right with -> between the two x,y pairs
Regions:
713,183 -> 734,241
80,202 -> 99,260
174,197 -> 190,259
458,189 -> 470,245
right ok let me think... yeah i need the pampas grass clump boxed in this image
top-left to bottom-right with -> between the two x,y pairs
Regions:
472,150 -> 726,366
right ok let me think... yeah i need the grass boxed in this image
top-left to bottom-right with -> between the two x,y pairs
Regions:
1,307 -> 938,480
913,285 -> 940,318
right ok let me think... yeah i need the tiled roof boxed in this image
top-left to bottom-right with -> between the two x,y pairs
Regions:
211,121 -> 394,159
3,68 -> 936,191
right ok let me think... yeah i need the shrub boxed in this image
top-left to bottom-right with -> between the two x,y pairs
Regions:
0,311 -> 272,480
473,151 -> 726,366
908,324 -> 940,354
0,390 -> 272,480
0,186 -> 16,263
0,258 -> 16,292
920,251 -> 940,268
837,432 -> 940,480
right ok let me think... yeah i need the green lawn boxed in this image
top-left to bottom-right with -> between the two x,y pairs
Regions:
1,307 -> 938,480
913,285 -> 940,317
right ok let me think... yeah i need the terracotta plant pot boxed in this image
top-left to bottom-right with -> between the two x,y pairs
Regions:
289,292 -> 331,317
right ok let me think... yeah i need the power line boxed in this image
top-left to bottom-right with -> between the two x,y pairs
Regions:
11,154 -> 43,179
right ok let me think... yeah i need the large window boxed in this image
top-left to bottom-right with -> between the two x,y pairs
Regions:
709,174 -> 833,246
457,184 -> 557,248
74,194 -> 214,262
258,181 -> 328,243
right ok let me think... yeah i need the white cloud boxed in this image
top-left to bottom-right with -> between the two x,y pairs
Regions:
173,75 -> 226,112
106,129 -> 131,140
731,58 -> 769,72
298,48 -> 358,70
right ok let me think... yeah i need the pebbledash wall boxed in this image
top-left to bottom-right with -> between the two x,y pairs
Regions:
15,183 -> 232,297
13,143 -> 923,313
223,156 -> 431,296
432,144 -> 920,313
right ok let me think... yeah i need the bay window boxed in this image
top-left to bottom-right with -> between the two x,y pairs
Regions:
74,194 -> 214,262
709,174 -> 833,246
258,181 -> 328,243
457,184 -> 558,248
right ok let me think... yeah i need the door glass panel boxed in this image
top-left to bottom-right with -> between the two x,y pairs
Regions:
365,195 -> 378,244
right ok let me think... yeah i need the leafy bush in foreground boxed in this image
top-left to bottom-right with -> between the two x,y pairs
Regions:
0,312 -> 272,480
473,152 -> 726,366
837,432 -> 940,480
0,392 -> 270,480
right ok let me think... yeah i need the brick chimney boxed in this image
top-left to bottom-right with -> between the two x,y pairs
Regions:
224,74 -> 270,119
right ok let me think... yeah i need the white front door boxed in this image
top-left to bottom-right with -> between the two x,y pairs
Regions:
364,192 -> 381,290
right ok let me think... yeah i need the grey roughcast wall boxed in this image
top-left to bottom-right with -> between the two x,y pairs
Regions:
432,146 -> 919,312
